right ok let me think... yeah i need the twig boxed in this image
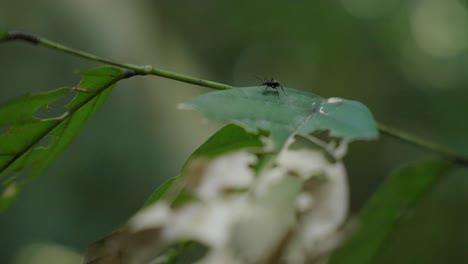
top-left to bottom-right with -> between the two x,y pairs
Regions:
377,122 -> 468,166
0,31 -> 232,91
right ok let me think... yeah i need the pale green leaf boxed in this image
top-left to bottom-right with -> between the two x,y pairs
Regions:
186,87 -> 378,149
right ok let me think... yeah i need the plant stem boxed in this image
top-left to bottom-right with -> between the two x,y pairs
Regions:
377,123 -> 468,166
1,30 -> 467,165
0,31 -> 232,91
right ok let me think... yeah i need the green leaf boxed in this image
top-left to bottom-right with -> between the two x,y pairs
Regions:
0,88 -> 70,124
178,124 -> 263,205
186,87 -> 378,150
328,159 -> 451,264
0,67 -> 123,212
142,124 -> 264,208
143,176 -> 180,207
84,125 -> 263,262
190,123 -> 264,159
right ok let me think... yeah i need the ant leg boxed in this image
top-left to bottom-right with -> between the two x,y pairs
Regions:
280,85 -> 286,95
263,86 -> 268,93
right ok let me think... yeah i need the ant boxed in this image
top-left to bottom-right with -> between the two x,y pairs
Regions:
257,77 -> 286,96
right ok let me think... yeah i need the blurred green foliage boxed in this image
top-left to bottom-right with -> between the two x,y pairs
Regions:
330,159 -> 452,264
1,0 -> 468,263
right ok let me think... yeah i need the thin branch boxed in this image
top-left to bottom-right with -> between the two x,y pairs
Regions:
0,31 -> 232,91
2,30 -> 467,165
377,122 -> 468,166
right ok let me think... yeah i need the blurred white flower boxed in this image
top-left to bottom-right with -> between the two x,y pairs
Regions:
86,139 -> 350,264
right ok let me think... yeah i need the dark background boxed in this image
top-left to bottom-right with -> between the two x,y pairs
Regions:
1,1 -> 467,263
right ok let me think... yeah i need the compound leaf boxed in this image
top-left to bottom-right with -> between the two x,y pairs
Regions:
185,87 -> 378,150
0,67 -> 124,212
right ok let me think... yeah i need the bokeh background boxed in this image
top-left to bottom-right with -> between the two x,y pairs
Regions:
1,0 -> 468,263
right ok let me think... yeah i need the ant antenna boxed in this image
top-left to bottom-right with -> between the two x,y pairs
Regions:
254,75 -> 266,82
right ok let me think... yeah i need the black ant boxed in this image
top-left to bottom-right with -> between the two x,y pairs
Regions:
257,77 -> 286,96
